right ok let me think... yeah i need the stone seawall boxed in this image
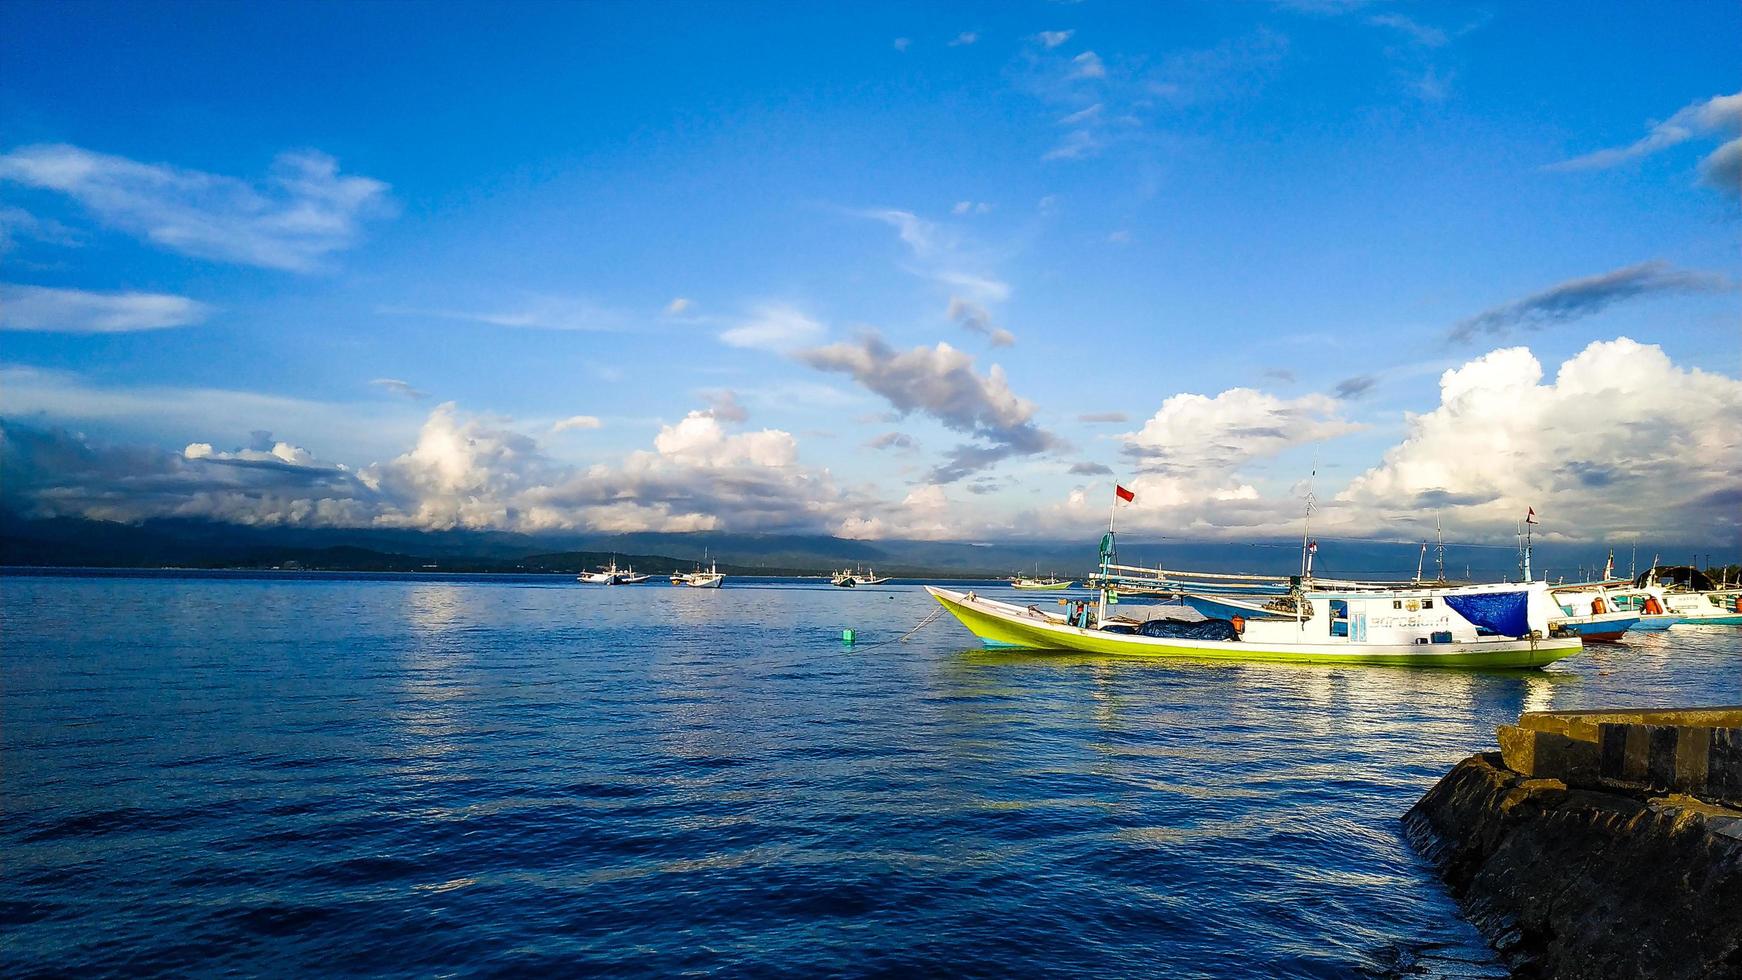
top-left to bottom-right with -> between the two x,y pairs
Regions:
1404,708 -> 1742,980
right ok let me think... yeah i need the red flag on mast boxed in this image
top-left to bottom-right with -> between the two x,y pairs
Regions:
1525,507 -> 1538,525
1115,485 -> 1135,503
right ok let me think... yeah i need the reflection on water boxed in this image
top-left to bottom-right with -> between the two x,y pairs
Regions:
2,573 -> 1738,976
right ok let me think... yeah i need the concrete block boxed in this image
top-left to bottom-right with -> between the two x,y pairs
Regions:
1497,724 -> 1599,783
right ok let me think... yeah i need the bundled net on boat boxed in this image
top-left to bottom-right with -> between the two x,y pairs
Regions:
1100,618 -> 1242,641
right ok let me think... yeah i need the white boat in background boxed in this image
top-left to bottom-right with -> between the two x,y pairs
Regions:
850,568 -> 890,586
830,569 -> 857,588
579,559 -> 625,584
683,557 -> 725,589
615,566 -> 651,585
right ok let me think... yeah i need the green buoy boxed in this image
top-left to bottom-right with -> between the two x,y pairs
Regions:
842,628 -> 856,645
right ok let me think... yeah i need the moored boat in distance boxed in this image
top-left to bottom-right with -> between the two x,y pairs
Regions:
578,559 -> 624,584
1548,583 -> 1642,642
1011,576 -> 1075,590
830,569 -> 856,588
850,567 -> 890,586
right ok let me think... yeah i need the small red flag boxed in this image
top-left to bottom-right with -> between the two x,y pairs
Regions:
1115,484 -> 1135,503
1525,507 -> 1538,525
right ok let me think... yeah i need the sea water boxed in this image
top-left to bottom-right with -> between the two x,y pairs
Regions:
3,571 -> 1738,976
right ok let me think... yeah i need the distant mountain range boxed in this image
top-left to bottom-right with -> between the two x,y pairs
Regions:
3,511 -> 1696,583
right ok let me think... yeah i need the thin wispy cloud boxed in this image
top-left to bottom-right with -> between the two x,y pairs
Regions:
1069,461 -> 1113,476
1069,51 -> 1106,79
948,31 -> 979,47
551,415 -> 603,433
1037,30 -> 1074,49
0,144 -> 393,272
665,297 -> 693,315
1368,13 -> 1449,47
370,378 -> 427,400
1333,374 -> 1377,399
0,283 -> 211,333
1078,412 -> 1128,424
1450,261 -> 1731,342
381,297 -> 625,332
892,37 -> 911,52
1546,92 -> 1741,188
719,304 -> 824,351
0,206 -> 80,252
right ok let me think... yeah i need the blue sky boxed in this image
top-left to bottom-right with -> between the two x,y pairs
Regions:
2,1 -> 1738,545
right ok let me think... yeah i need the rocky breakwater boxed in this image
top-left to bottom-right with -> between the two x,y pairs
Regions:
1404,707 -> 1742,979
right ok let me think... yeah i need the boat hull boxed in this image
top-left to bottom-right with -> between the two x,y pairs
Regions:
1550,613 -> 1641,644
926,587 -> 1581,669
1011,581 -> 1074,591
1672,613 -> 1742,627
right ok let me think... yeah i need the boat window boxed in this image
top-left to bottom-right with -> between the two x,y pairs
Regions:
1329,599 -> 1349,637
1422,598 -> 1433,609
1392,600 -> 1402,609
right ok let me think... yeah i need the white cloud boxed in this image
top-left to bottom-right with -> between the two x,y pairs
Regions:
665,297 -> 693,315
1123,387 -> 1359,483
951,200 -> 992,215
1037,30 -> 1074,49
0,144 -> 393,272
1339,338 -> 1742,539
949,32 -> 978,47
719,304 -> 825,351
551,415 -> 602,433
838,484 -> 959,540
0,283 -> 211,333
1058,103 -> 1104,126
652,411 -> 797,468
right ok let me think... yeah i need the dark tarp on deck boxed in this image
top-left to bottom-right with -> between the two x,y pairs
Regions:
1634,566 -> 1715,591
1443,590 -> 1530,638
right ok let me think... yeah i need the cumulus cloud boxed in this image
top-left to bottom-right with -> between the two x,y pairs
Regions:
1125,388 -> 1358,475
1340,338 -> 1742,539
837,484 -> 958,540
1037,30 -> 1074,49
0,283 -> 211,333
551,415 -> 602,433
1,421 -> 373,527
799,332 -> 1061,482
1450,261 -> 1731,342
370,378 -> 427,400
946,296 -> 1015,346
0,144 -> 392,272
719,304 -> 824,351
1547,91 -> 1742,175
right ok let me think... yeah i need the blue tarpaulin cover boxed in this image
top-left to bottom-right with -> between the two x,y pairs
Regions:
1443,590 -> 1531,637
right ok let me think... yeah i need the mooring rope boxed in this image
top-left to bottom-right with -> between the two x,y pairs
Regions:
848,606 -> 946,648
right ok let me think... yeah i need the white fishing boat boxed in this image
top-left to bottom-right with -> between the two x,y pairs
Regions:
1630,564 -> 1742,626
830,569 -> 857,588
1546,583 -> 1642,643
684,557 -> 725,589
615,566 -> 652,585
578,559 -> 624,584
850,567 -> 890,586
926,529 -> 1580,669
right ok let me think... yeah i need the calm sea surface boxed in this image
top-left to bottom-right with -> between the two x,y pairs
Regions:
3,571 -> 1738,977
